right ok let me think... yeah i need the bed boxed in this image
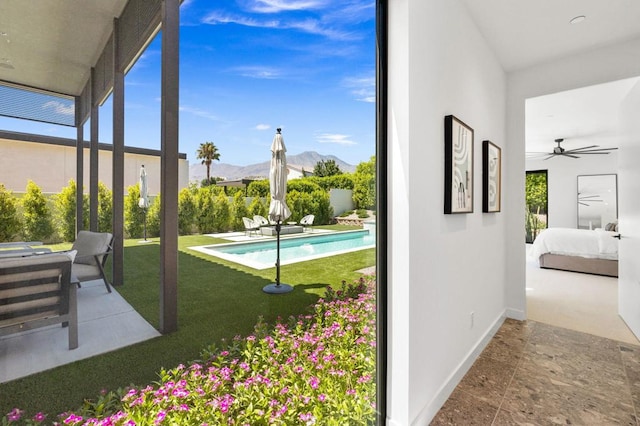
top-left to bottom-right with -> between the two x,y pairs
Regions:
530,227 -> 619,277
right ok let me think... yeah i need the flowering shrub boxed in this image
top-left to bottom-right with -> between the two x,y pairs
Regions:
3,277 -> 377,425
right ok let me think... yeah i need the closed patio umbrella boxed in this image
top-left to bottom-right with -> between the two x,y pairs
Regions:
138,165 -> 149,242
264,128 -> 294,294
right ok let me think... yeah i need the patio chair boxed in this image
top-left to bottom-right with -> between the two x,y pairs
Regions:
243,217 -> 260,237
253,215 -> 270,227
300,214 -> 315,232
70,231 -> 114,293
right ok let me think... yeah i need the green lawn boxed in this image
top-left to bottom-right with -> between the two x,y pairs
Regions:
0,227 -> 375,418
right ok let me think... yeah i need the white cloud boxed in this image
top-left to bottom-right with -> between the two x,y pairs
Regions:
245,0 -> 329,13
316,133 -> 356,145
42,101 -> 74,116
202,11 -> 355,40
323,1 -> 375,25
179,105 -> 220,121
256,124 -> 271,130
343,75 -> 375,103
202,12 -> 279,28
233,65 -> 282,79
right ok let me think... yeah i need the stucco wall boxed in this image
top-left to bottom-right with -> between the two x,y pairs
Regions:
0,138 -> 189,195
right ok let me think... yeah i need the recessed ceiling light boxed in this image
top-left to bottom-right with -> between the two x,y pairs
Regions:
570,15 -> 586,24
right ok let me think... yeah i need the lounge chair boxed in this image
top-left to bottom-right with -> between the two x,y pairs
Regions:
243,217 -> 260,237
70,231 -> 114,293
253,215 -> 270,227
300,214 -> 315,232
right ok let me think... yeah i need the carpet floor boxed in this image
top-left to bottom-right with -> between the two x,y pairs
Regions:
525,244 -> 638,345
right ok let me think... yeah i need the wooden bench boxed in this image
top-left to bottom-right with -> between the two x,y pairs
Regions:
0,253 -> 78,349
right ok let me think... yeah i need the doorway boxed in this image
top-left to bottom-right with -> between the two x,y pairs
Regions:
524,80 -> 639,345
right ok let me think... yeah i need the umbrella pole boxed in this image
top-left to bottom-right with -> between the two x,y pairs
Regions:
275,220 -> 281,286
263,219 -> 293,294
143,208 -> 147,241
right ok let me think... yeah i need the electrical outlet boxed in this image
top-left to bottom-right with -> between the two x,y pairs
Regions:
470,311 -> 475,328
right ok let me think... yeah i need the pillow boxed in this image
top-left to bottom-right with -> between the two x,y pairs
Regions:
65,249 -> 77,263
605,222 -> 616,232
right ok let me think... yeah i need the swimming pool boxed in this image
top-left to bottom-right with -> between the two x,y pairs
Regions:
189,230 -> 375,269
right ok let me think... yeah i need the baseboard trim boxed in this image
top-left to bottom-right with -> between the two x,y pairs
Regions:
506,307 -> 525,321
411,310 -> 506,425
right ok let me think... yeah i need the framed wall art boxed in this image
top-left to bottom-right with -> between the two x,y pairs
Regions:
444,115 -> 474,214
482,140 -> 501,213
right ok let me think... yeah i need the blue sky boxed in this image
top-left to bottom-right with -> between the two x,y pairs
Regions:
0,0 -> 375,167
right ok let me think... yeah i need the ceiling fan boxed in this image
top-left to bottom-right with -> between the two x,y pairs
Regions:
531,138 -> 618,160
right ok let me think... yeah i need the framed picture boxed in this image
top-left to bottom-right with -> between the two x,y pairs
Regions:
444,115 -> 474,214
482,140 -> 501,213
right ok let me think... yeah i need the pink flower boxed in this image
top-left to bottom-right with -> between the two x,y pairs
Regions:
309,376 -> 320,389
318,393 -> 327,402
154,410 -> 166,424
299,412 -> 314,422
63,413 -> 84,424
7,408 -> 23,422
32,412 -> 47,422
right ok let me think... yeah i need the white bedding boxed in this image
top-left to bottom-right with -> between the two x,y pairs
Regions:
530,228 -> 619,261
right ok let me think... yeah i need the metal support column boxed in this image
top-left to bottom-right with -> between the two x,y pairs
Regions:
112,18 -> 125,287
90,67 -> 99,232
159,0 -> 180,333
75,101 -> 84,236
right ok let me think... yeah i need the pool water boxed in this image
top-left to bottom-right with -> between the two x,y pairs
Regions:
189,230 -> 375,269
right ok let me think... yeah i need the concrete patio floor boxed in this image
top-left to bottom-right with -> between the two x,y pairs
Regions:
0,279 -> 160,383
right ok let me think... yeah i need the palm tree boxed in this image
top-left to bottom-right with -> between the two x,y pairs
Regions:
196,141 -> 221,184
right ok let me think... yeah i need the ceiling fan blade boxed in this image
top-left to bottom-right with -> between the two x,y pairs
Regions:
526,151 -> 551,156
560,153 -> 580,158
579,195 -> 602,200
564,145 -> 599,153
570,151 -> 612,155
568,147 -> 617,153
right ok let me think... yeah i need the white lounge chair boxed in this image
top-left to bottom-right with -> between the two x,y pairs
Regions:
300,214 -> 315,232
243,217 -> 260,237
253,215 -> 270,227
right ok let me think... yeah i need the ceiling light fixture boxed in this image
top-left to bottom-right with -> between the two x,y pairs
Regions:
570,15 -> 586,24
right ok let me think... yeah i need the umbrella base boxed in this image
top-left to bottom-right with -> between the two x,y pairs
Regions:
262,283 -> 294,294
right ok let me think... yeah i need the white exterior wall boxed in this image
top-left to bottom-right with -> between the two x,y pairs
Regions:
526,152 -> 618,228
388,0 -> 508,424
0,139 -> 189,195
329,188 -> 354,216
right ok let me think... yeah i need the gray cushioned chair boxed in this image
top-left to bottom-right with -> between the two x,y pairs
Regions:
71,231 -> 113,293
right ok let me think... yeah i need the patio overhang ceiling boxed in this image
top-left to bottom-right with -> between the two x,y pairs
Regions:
0,0 -> 129,97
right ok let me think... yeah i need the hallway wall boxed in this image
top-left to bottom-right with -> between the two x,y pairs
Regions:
388,0 -> 508,423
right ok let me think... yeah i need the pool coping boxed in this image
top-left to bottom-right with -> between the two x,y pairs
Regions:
187,230 -> 375,270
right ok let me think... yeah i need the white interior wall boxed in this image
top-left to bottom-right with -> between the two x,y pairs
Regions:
526,152 -> 618,228
388,0 -> 508,424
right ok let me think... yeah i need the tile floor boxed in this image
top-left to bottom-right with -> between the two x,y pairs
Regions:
432,319 -> 640,425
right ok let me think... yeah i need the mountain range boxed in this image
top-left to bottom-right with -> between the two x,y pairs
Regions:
189,151 -> 356,182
